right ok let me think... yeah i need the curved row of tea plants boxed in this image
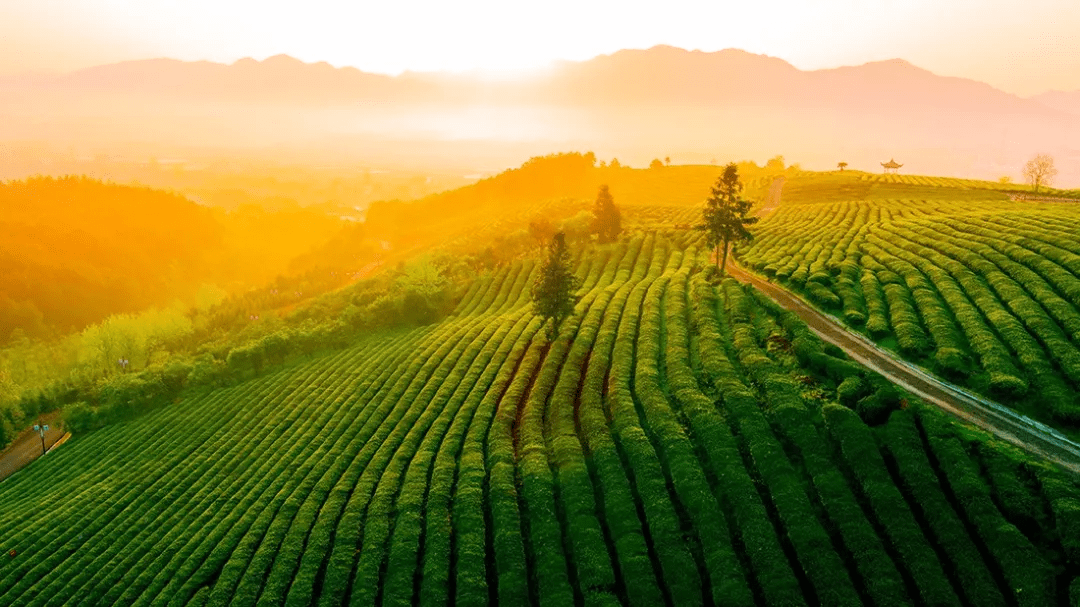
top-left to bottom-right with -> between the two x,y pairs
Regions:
1,237 -> 1079,605
741,196 -> 1080,426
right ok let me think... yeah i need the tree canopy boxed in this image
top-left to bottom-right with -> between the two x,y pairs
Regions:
590,184 -> 622,244
699,163 -> 758,275
1023,154 -> 1058,193
531,232 -> 579,340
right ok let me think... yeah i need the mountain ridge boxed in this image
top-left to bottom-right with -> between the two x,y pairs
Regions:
1,45 -> 1077,185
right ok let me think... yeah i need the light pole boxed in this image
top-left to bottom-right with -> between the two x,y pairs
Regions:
32,424 -> 49,456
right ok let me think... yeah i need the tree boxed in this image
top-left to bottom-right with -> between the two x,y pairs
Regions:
531,232 -> 580,341
999,175 -> 1013,185
590,184 -> 622,244
765,155 -> 785,173
699,163 -> 759,276
649,158 -> 664,169
664,156 -> 671,166
1023,154 -> 1058,193
837,162 -> 848,171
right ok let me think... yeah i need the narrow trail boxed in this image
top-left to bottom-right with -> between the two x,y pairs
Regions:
0,421 -> 66,483
727,176 -> 1080,476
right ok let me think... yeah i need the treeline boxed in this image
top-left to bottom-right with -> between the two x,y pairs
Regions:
3,154 -> 779,343
0,254 -> 476,442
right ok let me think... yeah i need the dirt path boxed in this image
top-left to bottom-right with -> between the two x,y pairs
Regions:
756,176 -> 786,216
726,176 -> 1080,475
726,265 -> 1080,475
0,420 -> 66,483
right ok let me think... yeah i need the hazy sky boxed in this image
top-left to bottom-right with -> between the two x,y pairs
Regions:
3,0 -> 1078,95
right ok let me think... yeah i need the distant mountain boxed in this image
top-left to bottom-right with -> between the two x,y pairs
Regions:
1032,90 -> 1080,117
4,55 -> 403,102
7,46 -> 1061,112
2,46 -> 1078,185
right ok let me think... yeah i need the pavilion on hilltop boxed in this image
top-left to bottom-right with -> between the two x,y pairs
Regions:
881,159 -> 903,174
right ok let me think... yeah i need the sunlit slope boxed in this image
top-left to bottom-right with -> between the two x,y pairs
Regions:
740,175 -> 1080,430
772,170 -> 1076,206
0,176 -> 349,339
2,235 -> 1078,606
0,177 -> 223,336
288,154 -> 758,275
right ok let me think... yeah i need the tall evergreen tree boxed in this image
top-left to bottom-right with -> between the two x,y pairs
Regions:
531,232 -> 580,340
699,163 -> 758,275
590,184 -> 622,244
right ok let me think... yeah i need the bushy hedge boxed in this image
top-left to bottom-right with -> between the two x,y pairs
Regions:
860,269 -> 891,337
571,235 -> 668,607
693,279 -> 806,607
606,243 -> 704,605
823,404 -> 962,606
918,409 -> 1055,606
1036,468 -> 1080,568
723,281 -> 863,606
883,409 -> 1008,607
974,442 -> 1048,539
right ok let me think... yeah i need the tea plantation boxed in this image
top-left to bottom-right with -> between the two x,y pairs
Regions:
2,234 -> 1079,605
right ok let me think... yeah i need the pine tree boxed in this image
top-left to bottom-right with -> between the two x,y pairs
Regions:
699,163 -> 758,275
531,232 -> 580,341
589,184 -> 622,244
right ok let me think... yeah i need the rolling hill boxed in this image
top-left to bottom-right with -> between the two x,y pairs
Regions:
2,234 -> 1079,605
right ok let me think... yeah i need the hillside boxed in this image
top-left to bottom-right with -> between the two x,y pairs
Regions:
740,171 -> 1080,435
0,177 -> 224,337
0,177 -> 355,340
286,153 -> 773,277
2,235 -> 1079,605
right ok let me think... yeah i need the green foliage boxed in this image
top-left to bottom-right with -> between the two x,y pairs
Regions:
531,232 -> 581,340
741,190 -> 1080,428
590,185 -> 623,244
855,378 -> 902,425
823,404 -> 961,606
0,239 -> 1077,607
699,163 -> 758,274
836,375 -> 865,407
918,409 -> 1055,606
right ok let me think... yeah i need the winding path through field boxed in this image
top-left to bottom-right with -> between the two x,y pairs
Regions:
728,262 -> 1080,474
729,175 -> 1080,475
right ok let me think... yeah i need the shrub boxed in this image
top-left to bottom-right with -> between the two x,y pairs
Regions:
855,378 -> 902,425
836,375 -> 865,407
805,281 -> 841,308
933,347 -> 970,377
61,401 -> 97,434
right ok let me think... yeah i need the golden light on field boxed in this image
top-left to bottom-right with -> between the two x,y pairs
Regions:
3,0 -> 1078,95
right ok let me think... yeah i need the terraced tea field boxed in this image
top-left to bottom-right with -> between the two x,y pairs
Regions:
2,234 -> 1079,605
740,189 -> 1080,428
